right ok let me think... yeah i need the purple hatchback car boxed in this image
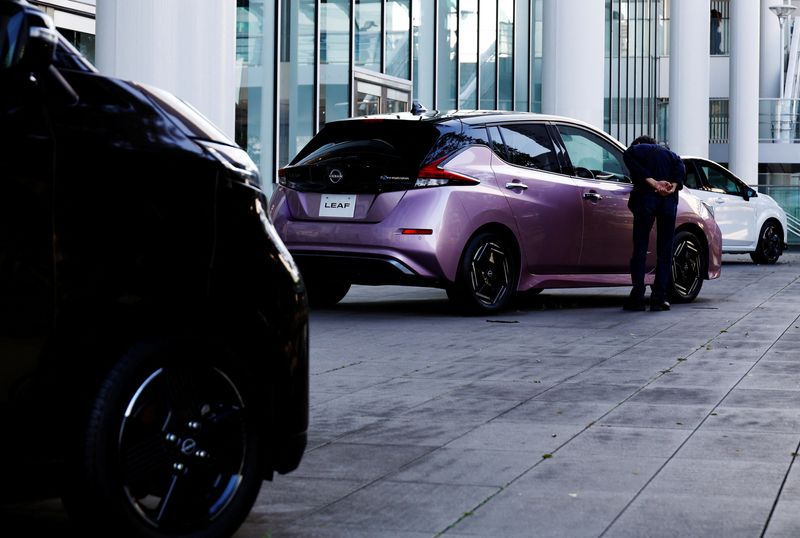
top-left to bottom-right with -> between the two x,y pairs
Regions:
269,111 -> 722,313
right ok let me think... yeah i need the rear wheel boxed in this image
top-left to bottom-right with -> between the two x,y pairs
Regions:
750,220 -> 783,264
447,232 -> 518,314
63,341 -> 263,538
305,277 -> 351,308
669,231 -> 704,303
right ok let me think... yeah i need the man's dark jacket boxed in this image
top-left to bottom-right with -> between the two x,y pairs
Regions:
623,143 -> 686,194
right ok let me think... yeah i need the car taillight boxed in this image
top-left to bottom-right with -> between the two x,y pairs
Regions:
277,167 -> 287,186
415,156 -> 480,188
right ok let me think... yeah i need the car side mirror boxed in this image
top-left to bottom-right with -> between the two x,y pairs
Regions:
743,188 -> 755,201
0,2 -> 58,73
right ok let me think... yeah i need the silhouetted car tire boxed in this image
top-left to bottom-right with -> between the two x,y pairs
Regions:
669,230 -> 704,303
448,232 -> 518,314
750,220 -> 784,264
306,278 -> 351,308
63,341 -> 263,538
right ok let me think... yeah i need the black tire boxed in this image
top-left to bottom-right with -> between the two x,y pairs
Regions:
669,230 -> 704,304
305,277 -> 351,308
63,341 -> 263,538
750,220 -> 784,264
447,232 -> 518,314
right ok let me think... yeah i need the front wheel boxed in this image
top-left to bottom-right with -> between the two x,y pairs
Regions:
669,231 -> 704,303
750,220 -> 784,264
63,342 -> 263,538
447,232 -> 518,314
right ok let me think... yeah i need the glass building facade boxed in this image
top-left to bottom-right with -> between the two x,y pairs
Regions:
234,0 -> 544,184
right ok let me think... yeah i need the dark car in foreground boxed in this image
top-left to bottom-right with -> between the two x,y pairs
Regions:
270,110 -> 722,313
1,2 -> 308,536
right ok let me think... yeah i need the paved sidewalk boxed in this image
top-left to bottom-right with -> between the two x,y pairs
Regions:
237,253 -> 800,538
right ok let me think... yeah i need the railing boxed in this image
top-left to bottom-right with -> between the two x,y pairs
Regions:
759,99 -> 800,143
760,185 -> 800,246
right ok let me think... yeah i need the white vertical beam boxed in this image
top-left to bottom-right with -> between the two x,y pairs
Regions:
730,0 -> 761,186
96,0 -> 236,138
761,0 -> 781,98
541,0 -> 604,129
668,0 -> 709,157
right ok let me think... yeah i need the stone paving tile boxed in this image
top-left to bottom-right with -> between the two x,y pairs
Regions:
296,481 -> 499,534
603,493 -> 771,538
641,459 -> 787,498
498,399 -> 611,425
628,386 -> 728,406
388,447 -> 536,487
737,373 -> 800,390
447,489 -> 633,537
335,416 -> 480,448
673,430 -> 799,462
555,425 -> 690,458
531,382 -> 641,404
444,421 -> 584,453
721,388 -> 800,409
291,443 -> 433,481
704,406 -> 800,433
598,402 -> 711,430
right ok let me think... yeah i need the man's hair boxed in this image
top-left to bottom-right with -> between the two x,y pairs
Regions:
631,135 -> 657,146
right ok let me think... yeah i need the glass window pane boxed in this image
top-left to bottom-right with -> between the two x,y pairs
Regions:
498,0 -> 513,110
496,123 -> 560,172
437,0 -> 458,110
386,0 -> 410,79
280,0 -> 316,165
320,0 -> 350,127
459,0 -> 478,109
356,0 -> 382,72
479,0 -> 496,110
558,125 -> 628,181
57,28 -> 95,65
236,1 -> 262,168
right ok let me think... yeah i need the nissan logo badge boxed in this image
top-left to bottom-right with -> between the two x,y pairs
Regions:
328,169 -> 343,184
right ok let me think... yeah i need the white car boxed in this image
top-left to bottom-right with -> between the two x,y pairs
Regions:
682,157 -> 787,264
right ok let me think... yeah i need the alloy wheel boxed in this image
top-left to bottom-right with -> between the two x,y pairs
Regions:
118,365 -> 247,531
671,234 -> 702,301
468,241 -> 511,308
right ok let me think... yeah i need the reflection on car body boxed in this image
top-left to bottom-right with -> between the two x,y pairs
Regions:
269,110 -> 723,313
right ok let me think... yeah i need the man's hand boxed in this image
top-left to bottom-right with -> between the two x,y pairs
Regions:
646,177 -> 676,196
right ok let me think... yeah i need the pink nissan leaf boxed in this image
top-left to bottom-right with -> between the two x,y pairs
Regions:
269,111 -> 722,313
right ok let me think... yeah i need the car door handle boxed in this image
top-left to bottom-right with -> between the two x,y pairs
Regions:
583,192 -> 602,202
505,182 -> 528,190
595,173 -> 615,180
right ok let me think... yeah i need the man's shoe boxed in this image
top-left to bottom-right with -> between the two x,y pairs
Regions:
623,298 -> 646,311
650,300 -> 671,312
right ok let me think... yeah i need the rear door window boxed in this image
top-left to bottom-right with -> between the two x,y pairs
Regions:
491,123 -> 561,173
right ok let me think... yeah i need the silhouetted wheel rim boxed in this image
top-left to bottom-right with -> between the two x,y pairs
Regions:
671,235 -> 702,300
118,366 -> 247,530
468,241 -> 511,307
759,222 -> 782,263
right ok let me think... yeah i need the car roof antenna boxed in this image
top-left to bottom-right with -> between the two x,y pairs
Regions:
411,101 -> 428,116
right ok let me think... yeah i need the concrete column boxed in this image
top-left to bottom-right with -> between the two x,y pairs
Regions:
668,0 -> 709,157
729,0 -> 761,186
760,0 -> 781,98
541,0 -> 604,129
96,0 -> 236,138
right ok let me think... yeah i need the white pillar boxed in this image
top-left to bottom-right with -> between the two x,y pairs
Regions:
541,0 -> 604,129
760,0 -> 781,98
729,0 -> 761,186
96,0 -> 236,139
668,0 -> 709,157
